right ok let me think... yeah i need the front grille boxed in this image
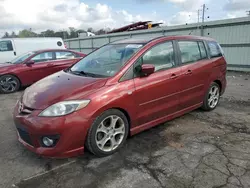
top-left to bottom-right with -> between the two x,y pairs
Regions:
20,108 -> 33,115
17,128 -> 33,146
18,102 -> 34,115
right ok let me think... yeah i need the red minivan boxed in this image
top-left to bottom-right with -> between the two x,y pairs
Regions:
13,35 -> 227,158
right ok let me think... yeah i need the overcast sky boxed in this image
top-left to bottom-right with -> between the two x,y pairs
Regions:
0,0 -> 250,36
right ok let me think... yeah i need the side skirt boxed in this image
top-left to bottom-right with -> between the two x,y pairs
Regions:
130,103 -> 202,136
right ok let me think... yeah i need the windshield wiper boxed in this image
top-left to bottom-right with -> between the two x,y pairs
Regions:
5,62 -> 12,64
70,70 -> 98,77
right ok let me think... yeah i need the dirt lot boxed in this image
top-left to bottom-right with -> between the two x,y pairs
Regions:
0,71 -> 249,188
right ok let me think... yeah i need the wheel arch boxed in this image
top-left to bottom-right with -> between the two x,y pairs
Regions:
213,80 -> 222,94
0,73 -> 22,86
92,106 -> 132,136
113,107 -> 131,136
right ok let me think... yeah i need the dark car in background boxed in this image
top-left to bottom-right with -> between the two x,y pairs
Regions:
0,49 -> 86,93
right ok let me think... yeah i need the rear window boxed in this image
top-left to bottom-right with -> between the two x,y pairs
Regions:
207,41 -> 223,58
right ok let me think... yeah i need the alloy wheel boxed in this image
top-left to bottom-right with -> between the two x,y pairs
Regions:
0,76 -> 18,93
208,85 -> 220,108
95,115 -> 125,152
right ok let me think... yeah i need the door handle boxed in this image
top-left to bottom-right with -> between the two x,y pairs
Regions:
14,51 -> 16,56
171,74 -> 178,79
185,70 -> 192,75
47,64 -> 53,67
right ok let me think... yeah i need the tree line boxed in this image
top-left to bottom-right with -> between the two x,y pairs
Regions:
2,27 -> 111,39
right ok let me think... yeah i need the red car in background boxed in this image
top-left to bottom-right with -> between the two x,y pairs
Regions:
0,49 -> 86,93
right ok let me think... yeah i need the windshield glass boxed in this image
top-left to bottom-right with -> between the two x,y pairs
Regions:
69,43 -> 144,77
10,51 -> 35,64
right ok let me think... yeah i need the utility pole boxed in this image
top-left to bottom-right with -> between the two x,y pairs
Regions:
247,11 -> 250,16
197,9 -> 202,32
63,30 -> 66,39
201,4 -> 206,36
202,4 -> 206,23
198,10 -> 200,23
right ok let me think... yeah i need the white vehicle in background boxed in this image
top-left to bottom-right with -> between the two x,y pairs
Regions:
78,32 -> 96,38
0,37 -> 66,63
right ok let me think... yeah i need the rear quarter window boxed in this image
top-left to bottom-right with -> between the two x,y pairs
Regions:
207,41 -> 223,58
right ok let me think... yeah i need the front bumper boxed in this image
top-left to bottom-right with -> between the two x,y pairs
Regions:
13,102 -> 93,158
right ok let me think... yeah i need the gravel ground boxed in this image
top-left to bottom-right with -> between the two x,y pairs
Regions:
0,71 -> 249,188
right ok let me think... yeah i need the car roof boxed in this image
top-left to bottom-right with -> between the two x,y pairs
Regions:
112,35 -> 216,44
112,38 -> 155,44
33,49 -> 81,54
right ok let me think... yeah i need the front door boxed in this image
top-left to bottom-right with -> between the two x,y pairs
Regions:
133,41 -> 183,126
20,51 -> 56,84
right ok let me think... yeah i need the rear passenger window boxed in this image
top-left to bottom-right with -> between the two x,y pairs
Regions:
31,52 -> 54,63
141,41 -> 175,72
0,40 -> 13,52
56,51 -> 76,60
178,41 -> 204,64
207,41 -> 223,58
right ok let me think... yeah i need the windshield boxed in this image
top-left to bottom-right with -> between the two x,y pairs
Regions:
69,43 -> 144,77
10,51 -> 35,64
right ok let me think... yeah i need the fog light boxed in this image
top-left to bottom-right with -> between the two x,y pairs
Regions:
42,137 -> 54,147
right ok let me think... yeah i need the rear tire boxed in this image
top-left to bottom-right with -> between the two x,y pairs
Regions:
0,74 -> 20,94
85,109 -> 129,157
202,82 -> 220,111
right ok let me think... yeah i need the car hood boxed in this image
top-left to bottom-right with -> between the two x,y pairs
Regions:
22,71 -> 108,110
0,63 -> 14,69
0,63 -> 16,74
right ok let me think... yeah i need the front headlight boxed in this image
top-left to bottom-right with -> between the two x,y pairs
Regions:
39,100 -> 90,117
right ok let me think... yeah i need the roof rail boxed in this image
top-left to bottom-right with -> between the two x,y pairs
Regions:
146,35 -> 167,43
109,37 -> 130,44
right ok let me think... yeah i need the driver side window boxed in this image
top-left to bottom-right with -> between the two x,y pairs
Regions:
31,52 -> 54,63
121,41 -> 175,81
140,41 -> 175,72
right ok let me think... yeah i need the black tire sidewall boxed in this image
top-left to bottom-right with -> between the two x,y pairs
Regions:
0,75 -> 20,94
86,109 -> 129,157
202,82 -> 220,111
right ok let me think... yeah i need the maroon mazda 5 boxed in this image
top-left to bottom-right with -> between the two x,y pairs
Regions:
13,36 -> 227,158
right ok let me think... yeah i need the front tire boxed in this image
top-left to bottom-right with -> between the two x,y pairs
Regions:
202,82 -> 220,111
86,109 -> 129,157
0,75 -> 20,94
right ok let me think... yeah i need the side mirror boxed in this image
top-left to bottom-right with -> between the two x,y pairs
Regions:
140,64 -> 155,76
26,60 -> 35,65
